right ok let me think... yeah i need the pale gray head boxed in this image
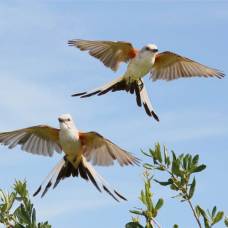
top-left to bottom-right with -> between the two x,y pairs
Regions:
141,44 -> 158,54
58,113 -> 76,130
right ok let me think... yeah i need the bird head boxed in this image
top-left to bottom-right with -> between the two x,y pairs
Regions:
141,44 -> 158,54
58,114 -> 76,130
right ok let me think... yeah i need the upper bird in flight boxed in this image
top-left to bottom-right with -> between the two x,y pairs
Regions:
0,114 -> 139,201
69,39 -> 224,121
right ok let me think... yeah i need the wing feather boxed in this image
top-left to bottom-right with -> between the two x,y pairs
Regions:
151,51 -> 224,81
79,132 -> 140,167
68,39 -> 137,71
0,125 -> 61,157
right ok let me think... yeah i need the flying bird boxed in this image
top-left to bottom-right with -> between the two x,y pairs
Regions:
69,39 -> 224,121
0,114 -> 139,201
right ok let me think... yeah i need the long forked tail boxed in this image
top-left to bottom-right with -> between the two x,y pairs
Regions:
33,157 -> 127,202
72,76 -> 124,98
139,81 -> 159,121
72,77 -> 159,121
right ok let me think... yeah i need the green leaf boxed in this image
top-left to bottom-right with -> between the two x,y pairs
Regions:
187,155 -> 192,171
155,198 -> 164,211
191,164 -> 206,173
129,210 -> 143,216
183,155 -> 188,170
224,216 -> 228,227
145,185 -> 153,211
141,150 -> 152,158
32,208 -> 36,224
38,222 -> 52,228
139,190 -> 146,204
212,211 -> 224,225
150,144 -> 162,164
196,205 -> 206,216
125,222 -> 144,228
171,159 -> 182,176
143,163 -> 153,170
171,151 -> 177,161
155,144 -> 162,163
196,205 -> 210,228
163,146 -> 170,166
6,192 -> 16,212
173,225 -> 179,228
188,177 -> 196,199
195,206 -> 201,218
192,154 -> 199,165
212,206 -> 217,218
154,179 -> 172,186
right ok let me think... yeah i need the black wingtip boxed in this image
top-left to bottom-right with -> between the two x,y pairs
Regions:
33,185 -> 41,197
218,72 -> 225,79
134,157 -> 141,166
68,40 -> 76,46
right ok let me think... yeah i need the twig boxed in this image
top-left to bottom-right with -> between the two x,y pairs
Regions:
187,199 -> 202,228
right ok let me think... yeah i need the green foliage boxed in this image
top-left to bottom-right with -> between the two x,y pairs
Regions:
224,216 -> 228,227
125,221 -> 144,228
127,144 -> 225,228
126,171 -> 164,228
195,205 -> 224,228
0,180 -> 51,228
144,144 -> 206,203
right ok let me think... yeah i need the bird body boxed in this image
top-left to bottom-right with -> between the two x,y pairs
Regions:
58,115 -> 81,166
69,39 -> 224,121
124,46 -> 156,80
0,114 -> 139,201
59,129 -> 81,167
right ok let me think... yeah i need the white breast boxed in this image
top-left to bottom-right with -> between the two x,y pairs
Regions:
125,53 -> 156,79
59,129 -> 81,158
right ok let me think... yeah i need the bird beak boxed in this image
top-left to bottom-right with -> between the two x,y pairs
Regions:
152,49 -> 158,53
58,118 -> 64,123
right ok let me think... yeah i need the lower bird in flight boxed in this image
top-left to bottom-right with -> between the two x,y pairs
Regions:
69,39 -> 224,121
0,114 -> 139,201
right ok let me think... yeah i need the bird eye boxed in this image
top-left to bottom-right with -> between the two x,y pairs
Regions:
67,118 -> 70,121
145,47 -> 150,51
152,48 -> 158,53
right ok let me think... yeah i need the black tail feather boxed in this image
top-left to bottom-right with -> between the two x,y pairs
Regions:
103,185 -> 119,202
41,181 -> 52,197
82,91 -> 101,98
72,92 -> 87,97
33,158 -> 125,201
33,186 -> 41,197
114,190 -> 127,201
151,111 -> 159,122
71,78 -> 159,121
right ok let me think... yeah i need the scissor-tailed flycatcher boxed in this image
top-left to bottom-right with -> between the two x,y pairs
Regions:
69,39 -> 224,121
0,114 -> 139,201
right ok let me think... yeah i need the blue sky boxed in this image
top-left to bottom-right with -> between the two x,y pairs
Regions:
0,1 -> 227,227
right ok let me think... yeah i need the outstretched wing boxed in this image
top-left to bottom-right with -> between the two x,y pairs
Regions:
151,51 -> 224,81
68,39 -> 137,71
0,125 -> 61,156
79,131 -> 140,166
